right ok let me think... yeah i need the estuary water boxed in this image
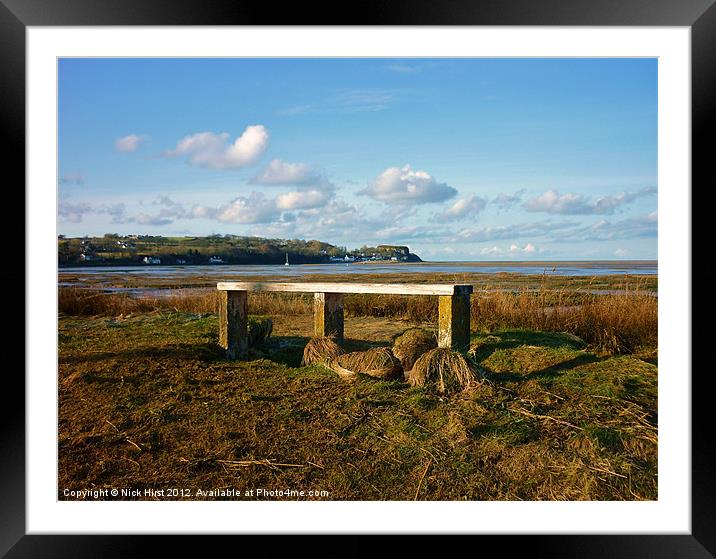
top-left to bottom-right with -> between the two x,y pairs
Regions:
59,260 -> 657,281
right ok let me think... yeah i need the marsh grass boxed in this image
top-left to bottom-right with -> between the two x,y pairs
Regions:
58,313 -> 658,501
59,274 -> 656,355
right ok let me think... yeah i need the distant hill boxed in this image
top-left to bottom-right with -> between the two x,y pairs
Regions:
57,234 -> 422,266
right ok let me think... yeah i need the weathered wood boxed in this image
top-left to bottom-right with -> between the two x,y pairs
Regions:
219,290 -> 248,359
217,281 -> 472,296
217,281 -> 473,355
314,292 -> 344,341
438,294 -> 471,352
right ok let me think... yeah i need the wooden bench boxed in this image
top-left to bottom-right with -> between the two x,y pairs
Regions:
217,282 -> 473,359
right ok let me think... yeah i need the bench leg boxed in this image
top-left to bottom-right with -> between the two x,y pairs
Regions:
438,294 -> 471,352
219,290 -> 248,359
314,292 -> 344,342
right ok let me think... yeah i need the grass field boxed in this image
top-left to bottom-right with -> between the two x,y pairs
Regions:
58,299 -> 658,500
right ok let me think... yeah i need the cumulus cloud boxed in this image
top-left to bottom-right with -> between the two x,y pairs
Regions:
480,246 -> 504,257
190,178 -> 337,225
250,159 -> 318,186
359,165 -> 458,205
432,194 -> 486,223
166,126 -> 269,170
510,243 -> 537,254
58,201 -> 92,223
275,189 -> 333,211
133,213 -> 173,226
100,203 -> 129,224
59,200 -> 129,225
572,211 -> 658,241
191,193 -> 281,224
114,134 -> 145,153
492,190 -> 524,210
455,220 -> 578,243
153,195 -> 188,219
479,243 -> 540,257
524,187 -> 656,215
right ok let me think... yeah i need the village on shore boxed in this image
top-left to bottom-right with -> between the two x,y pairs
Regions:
58,233 -> 422,267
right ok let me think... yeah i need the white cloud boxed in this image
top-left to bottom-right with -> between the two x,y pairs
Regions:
372,225 -> 447,241
456,220 -> 578,243
114,134 -> 145,153
614,248 -> 629,258
492,190 -> 524,210
167,126 -> 269,170
433,194 -> 486,222
275,189 -> 332,211
482,243 -> 540,258
100,203 -> 128,224
573,211 -> 658,241
359,165 -> 458,205
480,246 -> 503,256
524,187 -> 656,215
152,195 -> 188,219
58,201 -> 92,223
250,159 -> 317,186
133,213 -> 173,226
191,193 -> 280,224
509,242 -> 537,254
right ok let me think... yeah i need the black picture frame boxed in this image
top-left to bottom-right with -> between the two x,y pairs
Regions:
6,0 -> 711,556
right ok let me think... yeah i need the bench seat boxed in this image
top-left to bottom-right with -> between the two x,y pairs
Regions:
217,281 -> 472,359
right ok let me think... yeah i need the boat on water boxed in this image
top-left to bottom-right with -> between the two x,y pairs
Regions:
285,253 -> 290,266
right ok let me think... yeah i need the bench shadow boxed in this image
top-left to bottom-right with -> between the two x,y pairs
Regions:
469,329 -> 587,363
252,335 -> 392,368
59,334 -> 392,370
481,353 -> 602,383
58,342 -> 225,365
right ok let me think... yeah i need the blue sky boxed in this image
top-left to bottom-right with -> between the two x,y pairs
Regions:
58,58 -> 657,260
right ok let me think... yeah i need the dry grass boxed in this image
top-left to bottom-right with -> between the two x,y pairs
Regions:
331,347 -> 403,380
58,312 -> 658,501
407,348 -> 478,394
301,336 -> 344,366
345,294 -> 437,322
472,282 -> 657,354
58,287 -> 313,317
392,328 -> 438,372
59,276 -> 657,355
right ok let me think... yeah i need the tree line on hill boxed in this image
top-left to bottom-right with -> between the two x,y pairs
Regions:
57,234 -> 421,266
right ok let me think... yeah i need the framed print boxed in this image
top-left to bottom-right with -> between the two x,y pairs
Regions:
6,0 -> 712,556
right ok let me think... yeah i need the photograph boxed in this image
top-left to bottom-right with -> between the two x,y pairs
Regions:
56,56 -> 659,502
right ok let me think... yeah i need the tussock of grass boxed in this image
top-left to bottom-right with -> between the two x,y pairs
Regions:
408,348 -> 477,394
247,317 -> 273,347
331,347 -> 403,381
301,336 -> 344,366
392,328 -> 438,372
